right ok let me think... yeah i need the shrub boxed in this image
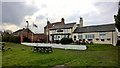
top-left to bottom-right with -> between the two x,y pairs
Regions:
2,34 -> 20,43
60,38 -> 73,44
116,40 -> 120,46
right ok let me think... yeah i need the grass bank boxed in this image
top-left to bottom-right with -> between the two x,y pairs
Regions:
2,42 -> 120,68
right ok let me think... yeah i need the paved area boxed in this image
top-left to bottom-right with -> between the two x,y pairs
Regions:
22,43 -> 87,50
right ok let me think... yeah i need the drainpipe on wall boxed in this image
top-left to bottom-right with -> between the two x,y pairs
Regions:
47,28 -> 48,43
47,28 -> 49,43
112,31 -> 113,45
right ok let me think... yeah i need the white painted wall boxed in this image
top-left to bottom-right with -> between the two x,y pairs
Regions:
113,31 -> 117,46
73,31 -> 117,46
49,24 -> 77,41
118,32 -> 120,36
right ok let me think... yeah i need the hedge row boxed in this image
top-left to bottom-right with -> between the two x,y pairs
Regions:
2,35 -> 20,43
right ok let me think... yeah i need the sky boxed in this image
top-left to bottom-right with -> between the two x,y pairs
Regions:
1,0 -> 119,33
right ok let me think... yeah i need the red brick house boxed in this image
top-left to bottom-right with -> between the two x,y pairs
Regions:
13,28 -> 47,43
13,28 -> 33,42
33,33 -> 47,43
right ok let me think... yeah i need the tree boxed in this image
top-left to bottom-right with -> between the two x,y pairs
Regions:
2,30 -> 20,43
114,2 -> 120,32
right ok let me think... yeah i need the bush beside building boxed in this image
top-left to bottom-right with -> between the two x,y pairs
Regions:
60,38 -> 73,44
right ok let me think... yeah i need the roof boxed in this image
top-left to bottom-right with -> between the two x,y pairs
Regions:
13,28 -> 33,34
34,33 -> 45,35
44,21 -> 64,29
51,33 -> 71,35
52,22 -> 63,25
73,23 -> 116,33
50,22 -> 76,30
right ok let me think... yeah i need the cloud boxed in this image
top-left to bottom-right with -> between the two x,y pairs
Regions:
0,2 -> 2,22
2,23 -> 20,32
0,2 -> 2,31
1,0 -> 119,33
82,2 -> 118,26
2,2 -> 39,25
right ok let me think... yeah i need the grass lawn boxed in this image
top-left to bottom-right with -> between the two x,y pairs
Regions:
2,42 -> 120,68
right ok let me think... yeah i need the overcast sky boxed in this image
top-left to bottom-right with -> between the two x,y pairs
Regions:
1,0 -> 119,33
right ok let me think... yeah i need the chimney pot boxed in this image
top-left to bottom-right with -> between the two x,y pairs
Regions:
79,17 -> 83,27
61,18 -> 65,24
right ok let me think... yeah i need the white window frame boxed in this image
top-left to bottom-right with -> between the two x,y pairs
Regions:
63,29 -> 68,33
85,34 -> 94,39
78,34 -> 83,39
99,32 -> 106,39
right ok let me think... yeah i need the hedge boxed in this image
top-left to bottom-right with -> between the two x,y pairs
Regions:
2,34 -> 20,43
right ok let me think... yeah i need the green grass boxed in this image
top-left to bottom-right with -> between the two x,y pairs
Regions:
0,52 -> 2,68
2,42 -> 120,68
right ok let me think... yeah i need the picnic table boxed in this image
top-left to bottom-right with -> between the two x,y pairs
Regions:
32,45 -> 53,53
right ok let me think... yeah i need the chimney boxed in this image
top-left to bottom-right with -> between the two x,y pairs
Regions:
79,17 -> 83,27
47,20 -> 50,25
61,18 -> 65,24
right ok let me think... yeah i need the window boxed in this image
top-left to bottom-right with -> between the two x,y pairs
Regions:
67,35 -> 69,38
64,35 -> 69,38
63,29 -> 68,33
85,34 -> 94,39
54,35 -> 57,40
52,30 -> 56,34
57,29 -> 63,32
99,32 -> 106,39
99,32 -> 106,42
78,34 -> 83,39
